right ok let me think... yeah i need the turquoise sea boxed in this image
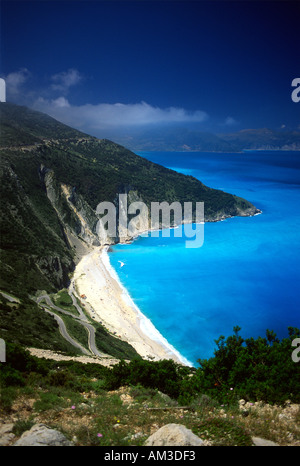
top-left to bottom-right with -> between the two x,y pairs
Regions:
108,151 -> 300,366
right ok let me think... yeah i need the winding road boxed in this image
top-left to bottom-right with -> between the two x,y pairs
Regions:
36,292 -> 106,358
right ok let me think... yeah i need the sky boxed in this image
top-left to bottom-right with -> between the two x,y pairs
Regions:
1,0 -> 299,139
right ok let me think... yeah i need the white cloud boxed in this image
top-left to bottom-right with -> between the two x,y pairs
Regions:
50,69 -> 83,93
224,116 -> 238,126
33,98 -> 208,130
52,97 -> 71,108
5,68 -> 31,96
5,68 -> 209,133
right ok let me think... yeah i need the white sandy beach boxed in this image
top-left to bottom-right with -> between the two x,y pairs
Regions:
71,246 -> 191,365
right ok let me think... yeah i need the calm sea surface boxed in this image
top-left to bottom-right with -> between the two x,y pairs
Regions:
109,151 -> 300,365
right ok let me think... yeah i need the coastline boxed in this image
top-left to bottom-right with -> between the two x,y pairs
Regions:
71,246 -> 192,366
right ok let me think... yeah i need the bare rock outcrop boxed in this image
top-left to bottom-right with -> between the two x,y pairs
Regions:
145,423 -> 205,447
252,437 -> 279,446
13,423 -> 74,446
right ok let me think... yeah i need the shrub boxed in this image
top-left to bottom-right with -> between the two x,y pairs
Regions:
196,327 -> 300,405
105,358 -> 185,399
0,386 -> 18,413
12,420 -> 35,437
192,417 -> 253,446
33,391 -> 66,412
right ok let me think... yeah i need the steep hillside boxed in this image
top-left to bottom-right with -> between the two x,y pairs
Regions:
0,103 -> 261,355
0,103 -> 260,296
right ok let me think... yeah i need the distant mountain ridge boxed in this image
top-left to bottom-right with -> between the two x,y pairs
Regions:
110,125 -> 300,152
219,128 -> 300,152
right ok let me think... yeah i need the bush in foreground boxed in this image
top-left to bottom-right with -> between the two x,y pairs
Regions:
1,327 -> 299,414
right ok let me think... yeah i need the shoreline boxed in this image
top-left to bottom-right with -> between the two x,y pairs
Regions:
71,246 -> 193,366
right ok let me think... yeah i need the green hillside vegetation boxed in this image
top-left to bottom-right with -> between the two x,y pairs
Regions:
0,288 -> 140,360
0,104 -> 256,213
2,327 -> 299,406
0,292 -> 80,354
0,103 -> 89,146
1,327 -> 299,446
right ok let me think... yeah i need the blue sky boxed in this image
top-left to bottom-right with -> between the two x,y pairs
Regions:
1,0 -> 299,138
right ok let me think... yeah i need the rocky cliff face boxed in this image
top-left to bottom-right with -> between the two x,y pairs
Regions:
39,164 -> 150,249
39,164 -> 100,247
0,162 -> 75,293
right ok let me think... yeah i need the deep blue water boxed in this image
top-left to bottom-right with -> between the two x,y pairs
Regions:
109,151 -> 300,365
